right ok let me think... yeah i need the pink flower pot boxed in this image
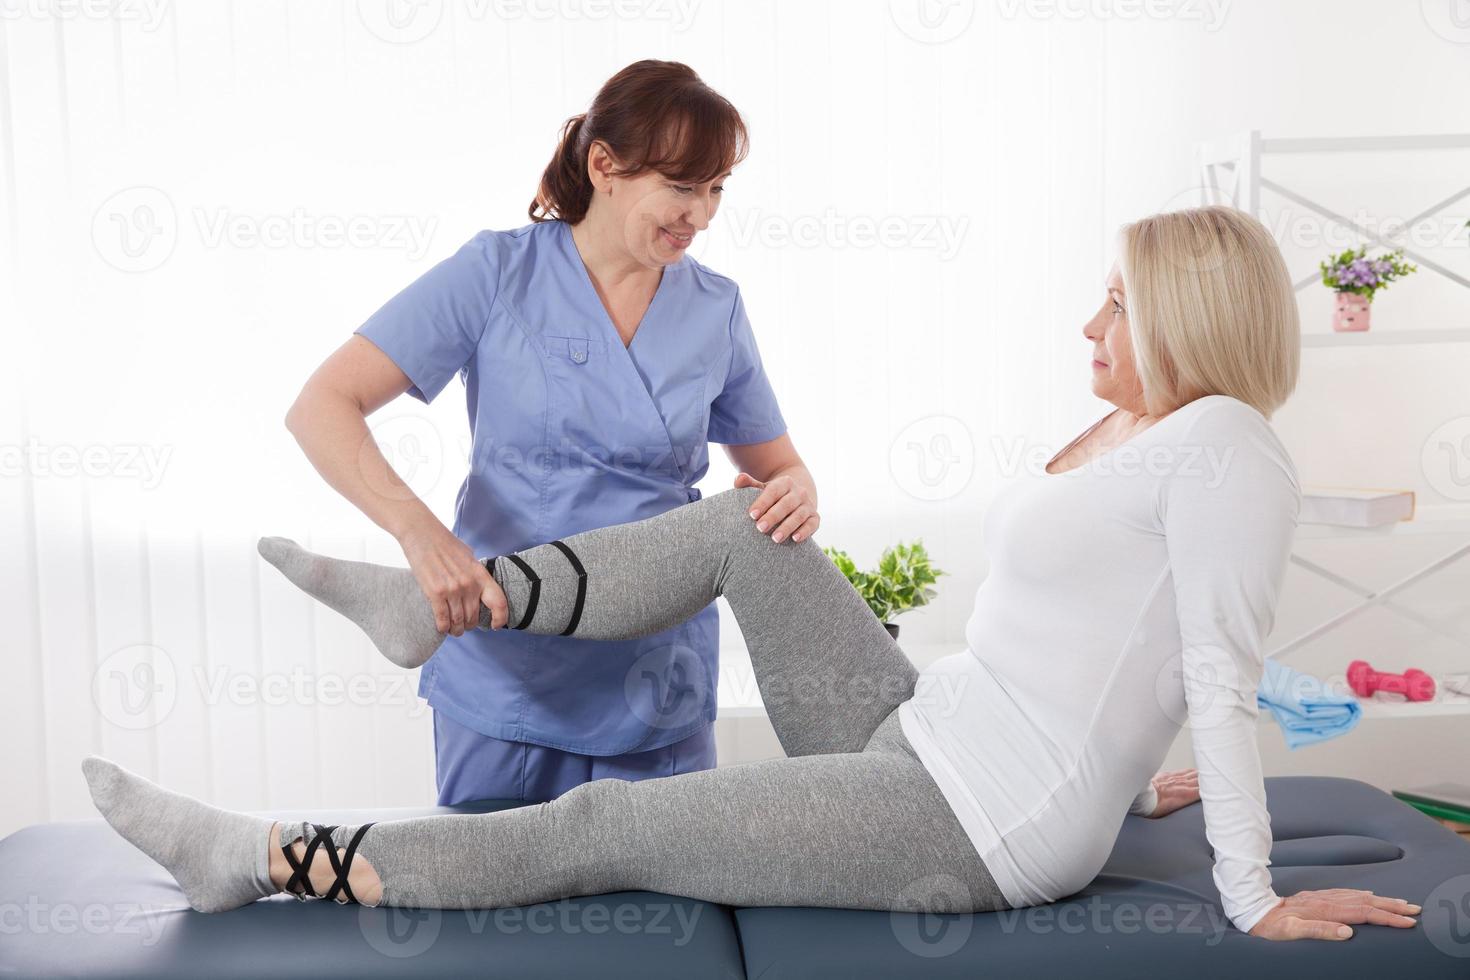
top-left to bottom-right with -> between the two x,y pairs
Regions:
1333,292 -> 1371,332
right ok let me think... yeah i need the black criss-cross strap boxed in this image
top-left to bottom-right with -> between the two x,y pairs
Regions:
500,554 -> 542,630
281,822 -> 377,904
547,540 -> 588,636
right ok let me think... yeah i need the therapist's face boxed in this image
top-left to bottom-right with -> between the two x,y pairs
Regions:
617,168 -> 725,267
1083,264 -> 1146,413
587,142 -> 726,267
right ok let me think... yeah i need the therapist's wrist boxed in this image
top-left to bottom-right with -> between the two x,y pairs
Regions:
386,503 -> 441,545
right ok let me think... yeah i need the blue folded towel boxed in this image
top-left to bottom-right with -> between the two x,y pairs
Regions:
1256,658 -> 1361,749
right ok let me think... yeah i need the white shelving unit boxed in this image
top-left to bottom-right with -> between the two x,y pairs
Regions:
1197,131 -> 1470,720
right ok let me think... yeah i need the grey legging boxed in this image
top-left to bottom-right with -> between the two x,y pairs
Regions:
286,487 -> 1006,914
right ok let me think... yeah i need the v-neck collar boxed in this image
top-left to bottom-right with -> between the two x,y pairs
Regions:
559,220 -> 677,353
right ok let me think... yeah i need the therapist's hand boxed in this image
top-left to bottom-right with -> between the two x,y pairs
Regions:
397,520 -> 505,635
1248,889 -> 1419,941
735,471 -> 820,543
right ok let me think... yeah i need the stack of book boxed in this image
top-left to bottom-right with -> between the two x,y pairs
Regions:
1300,486 -> 1416,527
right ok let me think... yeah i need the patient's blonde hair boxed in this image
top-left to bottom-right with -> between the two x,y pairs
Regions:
1118,205 -> 1299,419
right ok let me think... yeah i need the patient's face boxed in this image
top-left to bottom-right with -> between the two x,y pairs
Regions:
1084,264 -> 1146,414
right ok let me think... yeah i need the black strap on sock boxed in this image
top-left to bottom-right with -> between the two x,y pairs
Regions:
548,540 -> 588,637
502,554 -> 541,631
322,823 -> 376,904
281,822 -> 377,904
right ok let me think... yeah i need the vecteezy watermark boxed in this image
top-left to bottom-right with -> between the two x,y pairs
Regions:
1153,643 -> 1243,732
890,416 -> 976,502
995,0 -> 1230,30
1262,206 -> 1470,254
358,892 -> 704,958
362,415 -> 448,502
0,0 -> 171,29
0,898 -> 172,945
356,0 -> 700,44
91,186 -> 439,272
890,874 -> 975,958
92,645 -> 431,730
889,0 -> 975,44
721,209 -> 970,261
989,435 -> 1236,486
193,208 -> 437,260
1422,415 -> 1470,503
93,645 -> 178,731
623,644 -> 714,732
1420,0 -> 1470,44
1423,873 -> 1470,958
0,439 -> 173,489
478,0 -> 700,31
994,895 -> 1231,945
92,186 -> 178,273
355,0 -> 444,44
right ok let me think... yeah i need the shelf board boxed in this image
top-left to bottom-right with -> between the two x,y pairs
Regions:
1296,517 -> 1470,540
1356,696 -> 1470,720
1302,328 -> 1470,348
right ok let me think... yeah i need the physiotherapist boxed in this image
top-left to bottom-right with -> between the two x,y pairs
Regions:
284,60 -> 819,805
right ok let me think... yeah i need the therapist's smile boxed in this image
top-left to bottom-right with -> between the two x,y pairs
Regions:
660,226 -> 695,250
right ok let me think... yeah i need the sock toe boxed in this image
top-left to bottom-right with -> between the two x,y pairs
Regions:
257,536 -> 300,565
82,756 -> 124,803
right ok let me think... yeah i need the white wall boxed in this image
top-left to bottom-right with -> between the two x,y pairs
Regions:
2,0 -> 1468,839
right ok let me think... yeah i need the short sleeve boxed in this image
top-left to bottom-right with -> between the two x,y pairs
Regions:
353,232 -> 499,404
707,289 -> 788,445
1162,399 -> 1301,934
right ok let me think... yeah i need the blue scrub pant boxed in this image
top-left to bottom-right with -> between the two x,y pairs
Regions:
432,709 -> 719,805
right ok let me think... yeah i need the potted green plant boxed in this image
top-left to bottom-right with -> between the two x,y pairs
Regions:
1319,246 -> 1417,332
823,540 -> 944,639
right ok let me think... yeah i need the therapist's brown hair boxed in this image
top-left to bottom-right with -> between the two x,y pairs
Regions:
530,60 -> 748,224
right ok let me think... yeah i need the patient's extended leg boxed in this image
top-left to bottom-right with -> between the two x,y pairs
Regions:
261,487 -> 918,759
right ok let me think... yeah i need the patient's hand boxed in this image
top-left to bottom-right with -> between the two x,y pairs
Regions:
1148,768 -> 1200,818
1249,889 -> 1419,941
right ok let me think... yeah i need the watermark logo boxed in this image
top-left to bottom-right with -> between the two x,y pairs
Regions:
996,0 -> 1229,30
889,415 -> 975,502
1421,0 -> 1470,43
1423,416 -> 1470,502
359,871 -> 443,957
889,0 -> 975,43
1153,643 -> 1242,731
0,439 -> 173,489
0,0 -> 171,29
363,414 -> 447,502
624,644 -> 711,731
721,208 -> 969,261
93,644 -> 178,730
1424,873 -> 1470,957
92,186 -> 178,273
890,874 -> 974,957
356,0 -> 444,43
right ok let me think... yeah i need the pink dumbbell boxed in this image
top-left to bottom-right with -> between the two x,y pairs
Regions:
1347,660 -> 1436,702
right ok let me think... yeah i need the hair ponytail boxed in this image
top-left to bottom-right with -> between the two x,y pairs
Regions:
528,60 -> 748,225
530,113 -> 592,224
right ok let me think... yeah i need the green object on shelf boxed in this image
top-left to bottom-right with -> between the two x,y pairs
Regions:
1392,788 -> 1470,826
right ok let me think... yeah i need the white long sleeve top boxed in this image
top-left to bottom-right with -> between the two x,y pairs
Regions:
899,394 -> 1300,934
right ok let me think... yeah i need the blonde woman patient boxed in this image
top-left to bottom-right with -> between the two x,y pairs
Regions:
81,206 -> 1420,943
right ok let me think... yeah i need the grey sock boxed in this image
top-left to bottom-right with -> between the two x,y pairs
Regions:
81,756 -> 277,913
256,536 -> 458,669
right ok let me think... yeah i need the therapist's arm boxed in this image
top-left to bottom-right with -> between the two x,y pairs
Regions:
283,336 -> 506,636
724,433 -> 819,544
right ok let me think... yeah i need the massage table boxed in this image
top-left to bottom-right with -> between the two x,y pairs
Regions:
3,776 -> 1467,978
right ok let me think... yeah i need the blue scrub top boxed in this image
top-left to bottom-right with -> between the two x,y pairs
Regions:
354,219 -> 787,754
